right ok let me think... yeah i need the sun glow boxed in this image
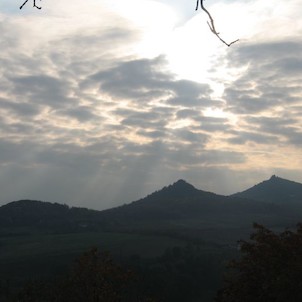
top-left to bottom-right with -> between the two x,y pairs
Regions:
166,118 -> 193,130
164,15 -> 219,83
109,0 -> 178,58
105,0 -> 222,84
203,108 -> 228,119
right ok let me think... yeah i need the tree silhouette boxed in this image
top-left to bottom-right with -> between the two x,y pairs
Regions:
216,223 -> 302,302
59,247 -> 134,302
15,248 -> 154,302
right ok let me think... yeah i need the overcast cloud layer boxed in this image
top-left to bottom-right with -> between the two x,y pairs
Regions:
0,0 -> 301,209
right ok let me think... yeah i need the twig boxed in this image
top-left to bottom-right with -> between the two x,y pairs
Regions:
20,0 -> 41,10
195,0 -> 239,47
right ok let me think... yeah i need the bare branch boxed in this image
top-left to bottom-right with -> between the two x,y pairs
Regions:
20,0 -> 41,10
196,0 -> 239,47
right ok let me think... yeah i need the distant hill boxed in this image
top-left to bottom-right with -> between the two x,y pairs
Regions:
94,179 -> 290,240
1,177 -> 302,302
0,199 -> 101,231
100,179 -> 274,221
1,177 -> 301,236
232,175 -> 302,203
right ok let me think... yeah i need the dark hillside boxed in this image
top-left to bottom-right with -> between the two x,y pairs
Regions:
0,200 -> 101,232
1,178 -> 302,302
1,177 -> 302,237
100,179 -> 273,220
232,175 -> 302,203
0,178 -> 297,233
95,179 -> 290,238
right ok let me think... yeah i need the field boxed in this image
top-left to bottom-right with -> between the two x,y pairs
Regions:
0,228 -> 188,284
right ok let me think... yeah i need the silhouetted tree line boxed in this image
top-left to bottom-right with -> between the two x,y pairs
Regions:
216,223 -> 302,302
2,224 -> 302,302
0,244 -> 225,302
125,244 -> 225,302
0,248 -> 155,302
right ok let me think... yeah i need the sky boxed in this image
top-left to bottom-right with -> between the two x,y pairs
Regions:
0,0 -> 301,210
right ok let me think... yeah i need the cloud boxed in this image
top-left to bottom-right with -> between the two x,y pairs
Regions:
0,37 -> 228,208
85,56 -> 170,100
0,97 -> 41,117
222,38 -> 302,147
0,0 -> 301,209
227,130 -> 280,145
56,106 -> 101,123
244,116 -> 302,146
9,75 -> 72,107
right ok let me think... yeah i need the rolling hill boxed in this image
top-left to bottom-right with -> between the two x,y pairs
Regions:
1,176 -> 302,302
1,177 -> 301,238
232,175 -> 302,203
98,179 -> 279,222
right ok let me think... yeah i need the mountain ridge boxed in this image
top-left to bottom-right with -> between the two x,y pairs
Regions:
232,175 -> 302,203
1,175 -> 301,212
0,176 -> 301,231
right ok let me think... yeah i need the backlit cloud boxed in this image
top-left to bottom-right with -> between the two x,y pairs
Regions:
0,0 -> 301,209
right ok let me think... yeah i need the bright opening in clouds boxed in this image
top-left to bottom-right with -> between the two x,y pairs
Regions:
0,0 -> 301,209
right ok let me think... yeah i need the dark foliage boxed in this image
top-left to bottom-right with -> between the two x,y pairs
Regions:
11,248 -> 153,302
0,243 -> 229,302
137,244 -> 224,302
56,247 -> 135,302
216,223 -> 302,302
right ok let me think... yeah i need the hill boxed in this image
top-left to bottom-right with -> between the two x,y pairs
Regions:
0,199 -> 101,232
90,179 -> 301,245
1,178 -> 301,235
100,179 -> 276,221
232,175 -> 302,203
1,177 -> 302,302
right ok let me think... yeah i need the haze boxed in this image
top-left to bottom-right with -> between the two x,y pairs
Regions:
0,0 -> 301,209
